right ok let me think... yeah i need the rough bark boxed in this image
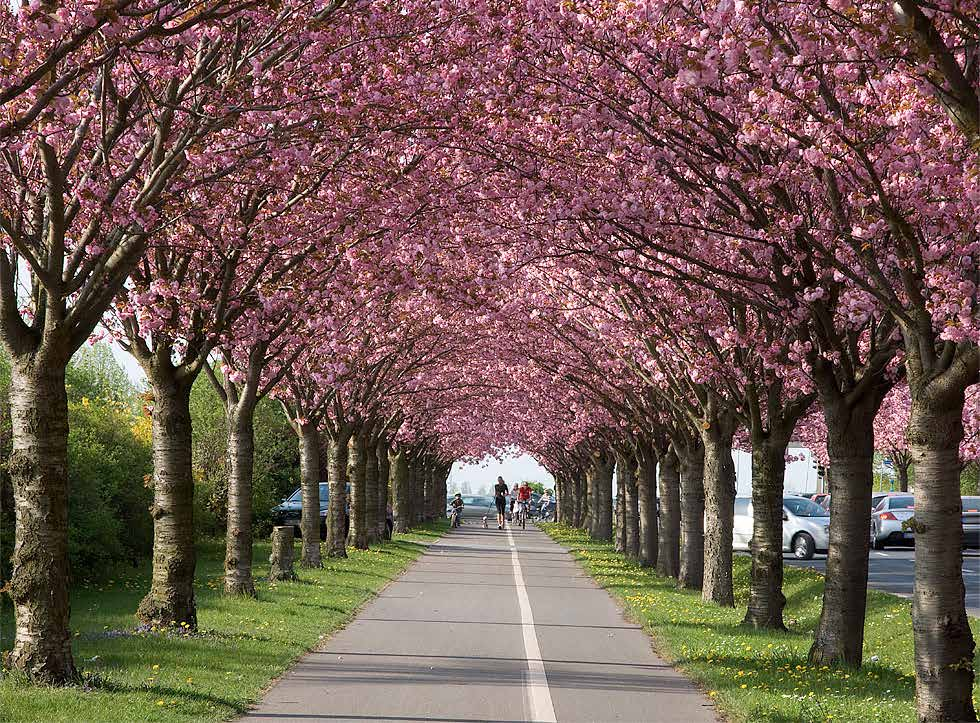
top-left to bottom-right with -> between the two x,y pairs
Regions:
656,448 -> 681,578
364,435 -> 379,545
573,472 -> 585,527
376,439 -> 390,539
677,440 -> 705,591
743,432 -> 790,629
348,431 -> 369,550
908,385 -> 976,722
897,460 -> 910,492
326,430 -> 351,558
6,362 -> 77,683
268,527 -> 297,582
390,448 -> 410,532
585,465 -> 596,532
136,374 -> 197,629
619,453 -> 640,559
636,446 -> 659,568
809,393 -> 880,666
589,452 -> 614,540
701,418 -> 736,607
224,400 -> 257,597
407,459 -> 419,524
893,450 -> 912,492
422,459 -> 435,521
297,422 -> 323,568
615,461 -> 626,553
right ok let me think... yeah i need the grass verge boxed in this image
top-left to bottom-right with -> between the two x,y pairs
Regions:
540,522 -> 980,723
0,521 -> 447,722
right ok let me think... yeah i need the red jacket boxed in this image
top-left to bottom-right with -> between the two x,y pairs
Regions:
517,486 -> 532,501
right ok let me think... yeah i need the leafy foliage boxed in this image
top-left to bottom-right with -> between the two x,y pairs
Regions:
189,374 -> 300,539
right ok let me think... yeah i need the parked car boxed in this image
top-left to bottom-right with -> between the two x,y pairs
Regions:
870,492 -> 891,512
870,494 -> 915,549
962,496 -> 980,549
272,483 -> 356,540
810,493 -> 830,509
733,494 -> 830,560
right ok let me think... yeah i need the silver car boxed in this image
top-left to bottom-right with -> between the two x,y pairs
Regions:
733,495 -> 830,560
870,494 -> 915,549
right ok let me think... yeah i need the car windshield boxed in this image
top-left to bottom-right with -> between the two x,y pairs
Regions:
462,496 -> 488,506
888,496 -> 914,510
286,484 -> 328,505
784,497 -> 829,518
963,497 -> 980,512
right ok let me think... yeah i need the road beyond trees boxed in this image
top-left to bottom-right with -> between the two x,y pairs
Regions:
243,525 -> 718,723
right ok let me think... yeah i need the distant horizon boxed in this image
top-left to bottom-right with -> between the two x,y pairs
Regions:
447,451 -> 554,495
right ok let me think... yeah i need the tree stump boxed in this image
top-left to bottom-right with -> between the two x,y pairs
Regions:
269,526 -> 298,582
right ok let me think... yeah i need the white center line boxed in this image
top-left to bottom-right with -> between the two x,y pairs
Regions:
507,526 -> 558,723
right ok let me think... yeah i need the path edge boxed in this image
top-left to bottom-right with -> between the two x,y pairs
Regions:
234,525 -> 448,721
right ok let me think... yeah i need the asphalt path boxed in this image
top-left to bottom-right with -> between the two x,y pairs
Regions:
243,524 -> 718,723
785,549 -> 980,616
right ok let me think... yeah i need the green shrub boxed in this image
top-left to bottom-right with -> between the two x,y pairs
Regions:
67,397 -> 153,577
0,345 -> 153,584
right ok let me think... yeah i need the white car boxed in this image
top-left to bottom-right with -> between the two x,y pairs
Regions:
733,495 -> 830,560
870,494 -> 916,549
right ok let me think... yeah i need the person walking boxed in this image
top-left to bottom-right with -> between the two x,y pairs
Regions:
493,476 -> 509,530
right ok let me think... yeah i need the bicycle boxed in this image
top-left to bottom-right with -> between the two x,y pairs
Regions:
515,500 -> 528,530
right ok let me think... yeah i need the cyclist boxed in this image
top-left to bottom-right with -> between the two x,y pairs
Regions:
509,482 -> 519,518
493,476 -> 509,530
538,489 -> 553,521
515,481 -> 533,526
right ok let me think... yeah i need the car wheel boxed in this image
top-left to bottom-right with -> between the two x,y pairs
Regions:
792,532 -> 816,560
870,524 -> 884,550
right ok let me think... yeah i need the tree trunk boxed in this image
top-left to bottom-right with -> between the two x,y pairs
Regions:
407,459 -> 419,524
895,453 -> 911,492
701,420 -> 736,607
268,527 -> 297,582
391,448 -> 410,532
348,431 -> 369,550
224,400 -> 257,597
437,465 -> 449,519
137,374 -> 197,629
326,430 -> 351,558
589,453 -> 614,540
585,465 -> 596,532
377,440 -> 390,539
677,441 -> 705,591
6,362 -> 77,683
809,393 -> 880,666
297,423 -> 322,568
636,447 -> 659,569
615,460 -> 626,553
743,431 -> 790,629
422,459 -> 434,521
908,387 -> 976,722
620,453 -> 640,559
364,436 -> 379,545
657,448 -> 681,578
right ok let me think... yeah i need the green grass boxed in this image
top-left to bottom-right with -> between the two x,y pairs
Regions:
540,523 -> 980,723
0,521 -> 447,722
